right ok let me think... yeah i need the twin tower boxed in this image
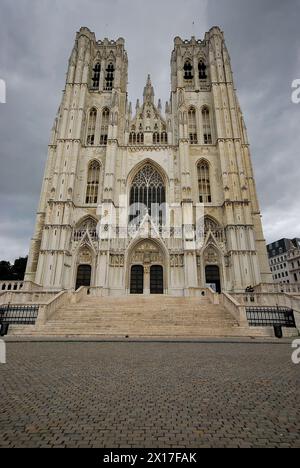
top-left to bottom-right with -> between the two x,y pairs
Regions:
25,26 -> 272,296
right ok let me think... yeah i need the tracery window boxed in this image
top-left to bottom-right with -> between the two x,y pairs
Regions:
129,132 -> 136,144
161,132 -> 168,144
73,217 -> 98,241
153,132 -> 160,144
105,62 -> 115,90
184,61 -> 193,80
91,62 -> 101,89
86,108 -> 97,145
204,217 -> 225,243
85,161 -> 100,204
198,60 -> 207,80
198,161 -> 211,204
100,108 -> 109,145
153,132 -> 168,144
129,164 -> 166,225
136,132 -> 144,144
202,107 -> 212,144
188,107 -> 198,144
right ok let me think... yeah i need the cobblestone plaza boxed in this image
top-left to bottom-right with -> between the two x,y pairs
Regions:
0,339 -> 299,448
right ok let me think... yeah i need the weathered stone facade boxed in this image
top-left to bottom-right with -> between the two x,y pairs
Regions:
25,26 -> 272,295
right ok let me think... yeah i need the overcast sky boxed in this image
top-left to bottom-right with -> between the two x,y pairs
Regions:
0,0 -> 299,261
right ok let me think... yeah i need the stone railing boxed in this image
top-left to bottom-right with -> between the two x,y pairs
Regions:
0,281 -> 24,292
37,291 -> 71,325
36,287 -> 92,325
88,287 -> 108,297
0,290 -> 58,306
70,286 -> 88,304
0,280 -> 43,292
233,291 -> 300,333
255,283 -> 300,295
220,292 -> 248,326
184,287 -> 217,301
233,292 -> 300,313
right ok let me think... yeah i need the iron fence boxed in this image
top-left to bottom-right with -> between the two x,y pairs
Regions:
246,307 -> 296,328
0,304 -> 39,325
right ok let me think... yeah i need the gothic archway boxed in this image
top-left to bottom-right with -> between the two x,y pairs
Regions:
202,244 -> 223,293
73,245 -> 95,290
126,239 -> 167,295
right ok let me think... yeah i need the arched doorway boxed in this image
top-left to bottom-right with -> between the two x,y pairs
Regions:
150,265 -> 164,294
127,239 -> 167,295
205,265 -> 221,293
130,265 -> 144,294
76,264 -> 92,290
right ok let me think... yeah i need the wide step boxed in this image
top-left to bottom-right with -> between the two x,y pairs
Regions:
6,295 -> 274,338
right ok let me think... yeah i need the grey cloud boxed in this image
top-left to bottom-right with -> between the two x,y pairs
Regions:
0,0 -> 299,261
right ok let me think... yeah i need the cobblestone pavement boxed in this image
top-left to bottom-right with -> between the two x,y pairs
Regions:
0,341 -> 299,448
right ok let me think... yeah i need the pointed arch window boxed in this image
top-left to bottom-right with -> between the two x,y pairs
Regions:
86,108 -> 97,145
129,164 -> 166,224
153,132 -> 168,145
202,107 -> 212,144
161,132 -> 168,144
100,108 -> 109,145
73,217 -> 98,241
136,132 -> 144,144
91,62 -> 101,89
198,60 -> 207,80
188,107 -> 198,144
184,60 -> 193,80
85,161 -> 100,204
153,132 -> 160,144
204,217 -> 224,243
198,161 -> 211,204
105,62 -> 115,90
129,132 -> 136,145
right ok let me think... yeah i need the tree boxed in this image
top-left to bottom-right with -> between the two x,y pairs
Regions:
0,257 -> 28,281
0,261 -> 12,280
11,257 -> 28,280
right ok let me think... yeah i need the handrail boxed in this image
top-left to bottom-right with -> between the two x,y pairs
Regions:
37,291 -> 70,325
220,292 -> 248,326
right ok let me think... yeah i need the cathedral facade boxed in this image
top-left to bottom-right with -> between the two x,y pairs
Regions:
25,26 -> 272,296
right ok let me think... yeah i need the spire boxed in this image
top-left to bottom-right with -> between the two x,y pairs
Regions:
143,74 -> 154,104
158,99 -> 162,112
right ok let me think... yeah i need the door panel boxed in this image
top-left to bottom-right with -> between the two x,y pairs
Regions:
205,265 -> 221,293
130,265 -> 144,294
76,265 -> 92,290
150,265 -> 164,294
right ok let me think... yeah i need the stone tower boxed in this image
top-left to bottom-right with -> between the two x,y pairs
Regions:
25,26 -> 272,294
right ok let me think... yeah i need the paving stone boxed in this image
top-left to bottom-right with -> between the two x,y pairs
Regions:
0,341 -> 299,448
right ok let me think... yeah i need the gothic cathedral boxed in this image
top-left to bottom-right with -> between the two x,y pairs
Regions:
25,26 -> 272,296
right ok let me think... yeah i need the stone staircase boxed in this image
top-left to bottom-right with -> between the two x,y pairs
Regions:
8,295 -> 274,338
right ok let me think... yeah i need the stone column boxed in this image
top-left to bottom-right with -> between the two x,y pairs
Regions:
144,265 -> 150,295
